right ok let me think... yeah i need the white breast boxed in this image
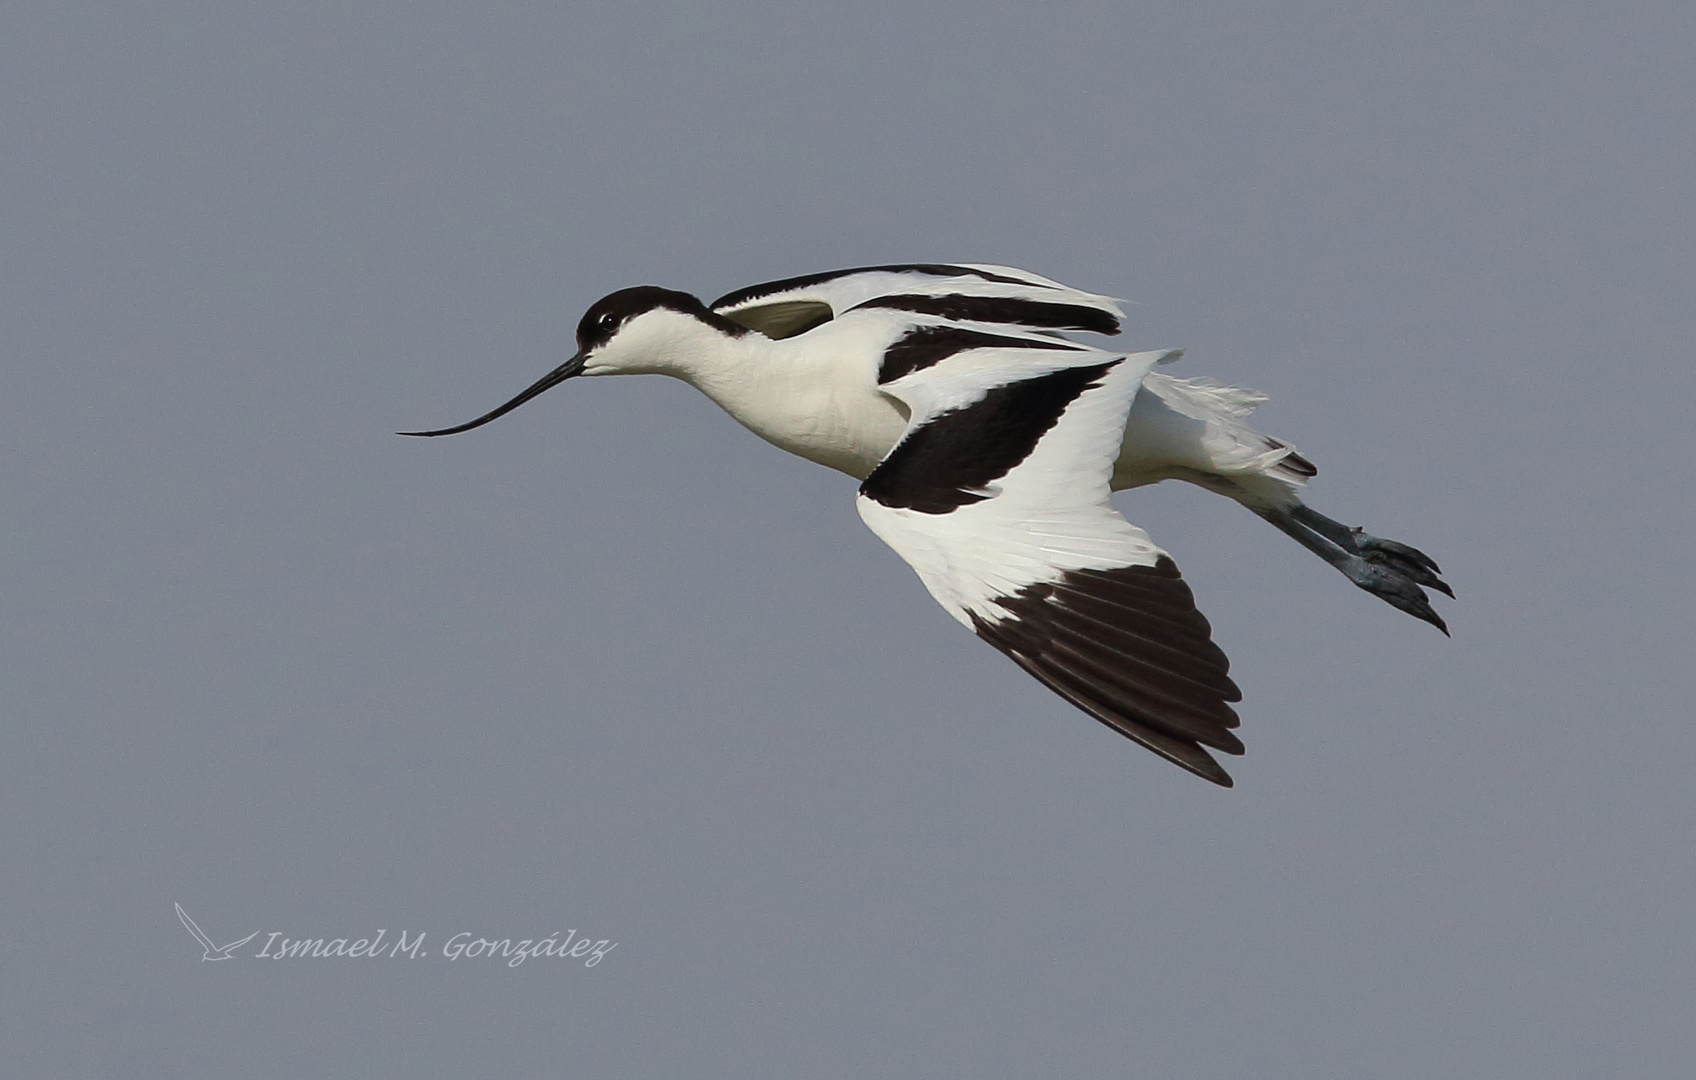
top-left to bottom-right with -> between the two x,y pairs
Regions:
680,315 -> 911,480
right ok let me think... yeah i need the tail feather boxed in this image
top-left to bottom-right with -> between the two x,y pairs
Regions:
1137,373 -> 1313,487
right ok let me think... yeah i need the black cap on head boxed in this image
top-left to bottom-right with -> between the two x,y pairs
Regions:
574,286 -> 702,351
575,286 -> 749,351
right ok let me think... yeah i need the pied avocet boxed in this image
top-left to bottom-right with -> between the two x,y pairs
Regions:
404,264 -> 1450,786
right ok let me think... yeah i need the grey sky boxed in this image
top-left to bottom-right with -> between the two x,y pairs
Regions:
4,2 -> 1693,1076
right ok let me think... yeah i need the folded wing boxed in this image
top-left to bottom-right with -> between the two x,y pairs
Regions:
712,263 -> 1126,340
855,340 -> 1245,786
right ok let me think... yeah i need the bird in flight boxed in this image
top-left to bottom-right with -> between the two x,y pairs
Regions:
403,264 -> 1449,786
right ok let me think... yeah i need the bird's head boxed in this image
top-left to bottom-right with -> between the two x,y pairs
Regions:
400,285 -> 749,438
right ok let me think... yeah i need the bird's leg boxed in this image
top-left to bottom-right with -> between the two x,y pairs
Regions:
1258,503 -> 1452,634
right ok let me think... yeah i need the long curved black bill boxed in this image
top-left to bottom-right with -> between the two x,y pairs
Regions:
398,352 -> 587,437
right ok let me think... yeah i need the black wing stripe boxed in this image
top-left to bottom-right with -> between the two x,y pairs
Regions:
711,264 -> 1048,310
878,325 -> 1084,385
860,362 -> 1118,514
852,294 -> 1121,335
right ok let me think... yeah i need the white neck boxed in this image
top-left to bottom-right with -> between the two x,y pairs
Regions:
598,311 -> 903,479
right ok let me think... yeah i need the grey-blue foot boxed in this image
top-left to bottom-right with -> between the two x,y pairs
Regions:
1353,532 -> 1452,596
1264,506 -> 1453,634
1339,542 -> 1451,634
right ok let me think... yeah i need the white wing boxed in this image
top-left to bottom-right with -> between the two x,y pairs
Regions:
711,263 -> 1126,339
855,340 -> 1244,785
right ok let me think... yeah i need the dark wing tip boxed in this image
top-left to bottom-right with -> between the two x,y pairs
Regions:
969,558 -> 1244,788
992,638 -> 1236,787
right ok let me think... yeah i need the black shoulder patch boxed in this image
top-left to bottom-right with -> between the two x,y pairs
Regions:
878,325 -> 1083,385
860,361 -> 1117,514
969,557 -> 1243,787
853,294 -> 1120,336
576,286 -> 747,352
710,264 -> 1045,310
